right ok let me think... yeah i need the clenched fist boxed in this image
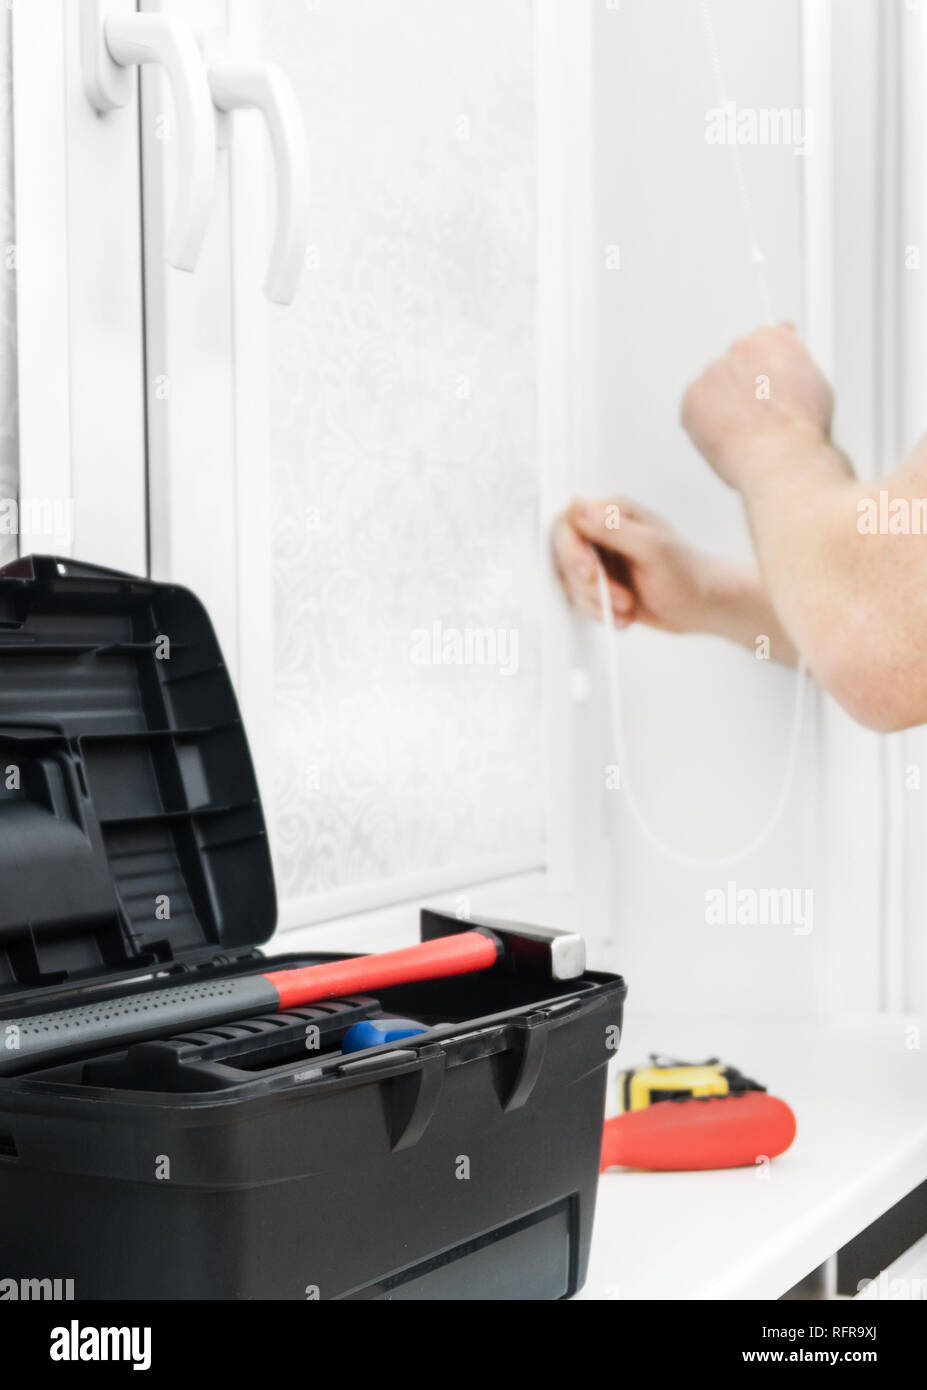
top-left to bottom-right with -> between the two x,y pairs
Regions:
680,323 -> 834,488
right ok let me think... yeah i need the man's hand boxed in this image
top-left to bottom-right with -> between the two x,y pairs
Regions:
555,323 -> 927,731
552,496 -> 796,660
681,322 -> 835,488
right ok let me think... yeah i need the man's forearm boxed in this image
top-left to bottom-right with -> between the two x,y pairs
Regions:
734,430 -> 917,729
739,432 -> 858,627
678,323 -> 927,729
700,556 -> 798,665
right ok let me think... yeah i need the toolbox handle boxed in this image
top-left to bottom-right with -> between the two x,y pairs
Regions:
389,1045 -> 446,1152
502,1013 -> 551,1112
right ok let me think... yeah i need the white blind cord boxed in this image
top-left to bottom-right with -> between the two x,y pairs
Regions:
698,0 -> 776,325
596,560 -> 809,870
594,0 -> 809,869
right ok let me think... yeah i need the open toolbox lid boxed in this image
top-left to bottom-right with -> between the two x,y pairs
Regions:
0,556 -> 276,1000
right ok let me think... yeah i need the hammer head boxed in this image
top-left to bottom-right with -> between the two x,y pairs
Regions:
420,909 -> 586,981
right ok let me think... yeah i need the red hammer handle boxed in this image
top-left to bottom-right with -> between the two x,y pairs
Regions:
1,930 -> 501,1076
263,929 -> 499,1009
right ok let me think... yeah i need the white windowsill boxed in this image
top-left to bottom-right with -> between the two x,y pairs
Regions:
579,1013 -> 927,1300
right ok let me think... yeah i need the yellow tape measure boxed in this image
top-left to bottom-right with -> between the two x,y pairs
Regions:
618,1055 -> 765,1113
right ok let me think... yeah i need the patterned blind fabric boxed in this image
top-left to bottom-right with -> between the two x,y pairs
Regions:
263,0 -> 544,906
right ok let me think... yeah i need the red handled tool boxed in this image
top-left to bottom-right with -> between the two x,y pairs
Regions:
600,1092 -> 797,1172
1,913 -> 584,1076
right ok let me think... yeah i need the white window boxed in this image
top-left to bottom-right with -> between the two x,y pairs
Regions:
7,0 -> 924,1012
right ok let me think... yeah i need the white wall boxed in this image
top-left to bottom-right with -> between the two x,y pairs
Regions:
585,0 -> 848,1022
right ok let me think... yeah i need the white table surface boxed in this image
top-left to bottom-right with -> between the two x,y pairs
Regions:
578,1013 -> 927,1300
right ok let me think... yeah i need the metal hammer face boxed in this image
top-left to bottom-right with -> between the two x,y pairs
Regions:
420,909 -> 586,981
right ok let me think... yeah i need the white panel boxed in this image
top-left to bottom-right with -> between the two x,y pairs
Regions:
12,0 -> 73,558
63,0 -> 146,571
227,0 -> 276,830
807,0 -> 885,1016
0,7 -> 18,571
800,0 -> 835,381
142,0 -> 241,669
535,0 -> 597,902
591,0 -> 821,1020
897,0 -> 927,1016
12,0 -> 146,573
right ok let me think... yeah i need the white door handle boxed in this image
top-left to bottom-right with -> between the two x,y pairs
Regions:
81,0 -> 215,271
208,61 -> 311,305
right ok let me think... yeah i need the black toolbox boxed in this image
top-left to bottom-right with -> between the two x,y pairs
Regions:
0,556 -> 626,1301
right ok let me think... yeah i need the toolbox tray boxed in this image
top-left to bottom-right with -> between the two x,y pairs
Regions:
0,556 -> 626,1300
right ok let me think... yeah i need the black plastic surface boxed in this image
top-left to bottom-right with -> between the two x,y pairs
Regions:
0,555 -> 275,996
82,996 -> 381,1091
0,967 -> 624,1299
